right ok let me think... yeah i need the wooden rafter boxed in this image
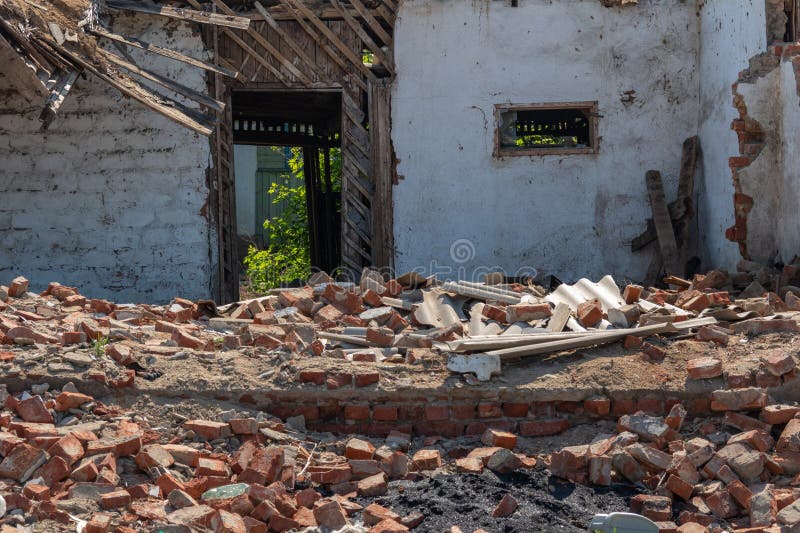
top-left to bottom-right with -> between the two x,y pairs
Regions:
284,0 -> 376,82
106,0 -> 251,29
253,0 -> 329,82
91,27 -> 240,79
331,0 -> 393,75
98,47 -> 225,112
277,0 -> 367,90
348,0 -> 392,47
38,37 -> 214,136
211,0 -> 312,84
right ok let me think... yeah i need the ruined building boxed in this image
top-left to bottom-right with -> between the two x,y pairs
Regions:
0,0 -> 798,303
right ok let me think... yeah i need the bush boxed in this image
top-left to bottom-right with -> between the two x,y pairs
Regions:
243,147 -> 341,292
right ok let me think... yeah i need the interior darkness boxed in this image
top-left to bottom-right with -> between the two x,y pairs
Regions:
231,90 -> 342,274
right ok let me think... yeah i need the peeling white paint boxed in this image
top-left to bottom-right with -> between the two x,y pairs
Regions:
696,0 -> 767,270
0,16 -> 213,302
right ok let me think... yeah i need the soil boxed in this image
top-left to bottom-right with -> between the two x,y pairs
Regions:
363,470 -> 637,533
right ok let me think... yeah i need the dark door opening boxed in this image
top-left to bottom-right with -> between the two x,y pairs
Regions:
232,90 -> 342,288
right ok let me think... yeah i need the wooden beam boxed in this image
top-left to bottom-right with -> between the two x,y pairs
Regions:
91,27 -> 240,79
331,0 -> 393,74
106,0 -> 251,29
253,0 -> 328,81
211,0 -> 312,84
39,69 -> 79,129
677,136 -> 699,269
368,78 -> 394,268
348,0 -> 392,47
218,26 -> 291,85
375,4 -> 394,26
98,47 -> 225,113
646,170 -> 682,277
38,37 -> 214,136
284,0 -> 376,82
277,0 -> 367,91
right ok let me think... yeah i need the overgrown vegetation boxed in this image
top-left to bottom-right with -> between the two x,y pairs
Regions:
243,147 -> 341,292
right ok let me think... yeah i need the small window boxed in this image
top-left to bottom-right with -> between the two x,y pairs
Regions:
494,102 -> 599,157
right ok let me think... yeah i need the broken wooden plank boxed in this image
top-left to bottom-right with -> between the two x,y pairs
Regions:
39,69 -> 78,129
98,48 -> 225,113
646,170 -> 682,277
253,1 -> 328,81
106,0 -> 251,29
40,37 -> 214,136
348,0 -> 393,47
211,0 -> 312,84
218,26 -> 290,85
284,0 -> 376,82
546,302 -> 571,333
331,0 -> 393,75
91,27 -> 239,79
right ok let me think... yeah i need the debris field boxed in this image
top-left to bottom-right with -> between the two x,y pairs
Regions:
2,258 -> 800,531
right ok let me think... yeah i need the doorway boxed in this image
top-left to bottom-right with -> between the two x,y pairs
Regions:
231,90 -> 343,288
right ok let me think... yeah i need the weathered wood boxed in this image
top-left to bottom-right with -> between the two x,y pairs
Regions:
277,0 -> 367,91
369,78 -> 394,268
39,69 -> 78,129
375,4 -> 394,26
99,48 -> 225,113
253,1 -> 328,81
284,0 -> 376,81
42,38 -> 213,136
331,0 -> 393,74
348,0 -> 392,47
211,0 -> 311,84
91,27 -> 239,78
677,136 -> 699,267
106,0 -> 251,29
646,170 -> 682,277
220,26 -> 290,85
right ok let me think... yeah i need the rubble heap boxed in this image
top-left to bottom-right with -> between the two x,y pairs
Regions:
547,392 -> 800,532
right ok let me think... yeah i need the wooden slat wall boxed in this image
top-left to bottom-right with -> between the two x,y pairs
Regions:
206,0 -> 396,296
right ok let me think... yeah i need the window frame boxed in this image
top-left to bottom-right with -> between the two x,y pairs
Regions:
493,101 -> 600,157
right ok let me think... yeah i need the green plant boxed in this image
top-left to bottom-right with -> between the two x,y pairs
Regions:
92,335 -> 109,358
244,147 -> 341,293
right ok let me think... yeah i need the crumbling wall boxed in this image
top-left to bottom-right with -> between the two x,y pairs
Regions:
696,0 -> 767,271
0,15 -> 214,302
391,0 -> 700,281
778,57 -> 800,259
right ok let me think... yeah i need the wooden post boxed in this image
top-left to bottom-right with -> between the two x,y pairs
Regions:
368,78 -> 394,270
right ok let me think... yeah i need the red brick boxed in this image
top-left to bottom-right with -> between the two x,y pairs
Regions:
481,429 -> 517,450
450,403 -> 476,419
17,395 -> 53,424
518,419 -> 570,437
477,402 -> 502,418
344,405 -> 370,420
372,405 -> 398,421
623,335 -> 643,349
687,357 -> 723,379
85,512 -> 113,533
0,442 -> 47,481
48,433 -> 84,466
354,372 -> 380,388
100,490 -> 131,509
23,483 -> 50,501
577,299 -> 603,327
184,420 -> 231,440
502,403 -> 529,417
623,284 -> 643,304
584,396 -> 611,416
425,405 -> 449,421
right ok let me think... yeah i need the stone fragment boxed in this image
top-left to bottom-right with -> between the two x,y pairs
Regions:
486,448 -> 523,474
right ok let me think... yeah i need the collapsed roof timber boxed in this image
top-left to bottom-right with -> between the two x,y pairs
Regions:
0,0 -> 394,135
